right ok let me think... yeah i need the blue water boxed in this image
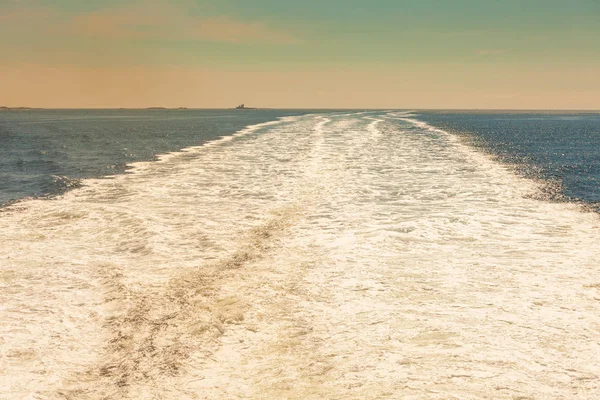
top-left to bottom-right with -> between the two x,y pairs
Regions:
418,111 -> 600,210
0,109 -> 311,206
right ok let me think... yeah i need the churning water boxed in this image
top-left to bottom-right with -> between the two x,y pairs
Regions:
1,111 -> 600,399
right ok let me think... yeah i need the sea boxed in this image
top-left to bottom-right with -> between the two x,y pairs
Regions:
0,109 -> 311,206
1,109 -> 600,399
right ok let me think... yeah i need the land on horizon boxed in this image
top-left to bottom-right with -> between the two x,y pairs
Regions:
2,106 -> 600,113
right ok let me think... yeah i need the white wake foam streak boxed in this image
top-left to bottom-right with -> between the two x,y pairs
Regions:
1,113 -> 600,399
0,115 -> 317,398
197,114 -> 600,399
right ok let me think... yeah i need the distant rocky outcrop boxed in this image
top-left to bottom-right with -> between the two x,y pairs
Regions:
0,106 -> 40,110
235,104 -> 257,110
145,107 -> 189,110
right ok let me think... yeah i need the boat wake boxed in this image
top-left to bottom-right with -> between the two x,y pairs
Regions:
2,112 -> 600,399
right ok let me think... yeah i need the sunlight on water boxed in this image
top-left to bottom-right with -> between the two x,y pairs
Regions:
1,112 -> 600,399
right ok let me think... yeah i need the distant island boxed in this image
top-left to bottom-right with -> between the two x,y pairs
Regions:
0,106 -> 41,111
235,104 -> 257,110
145,107 -> 188,110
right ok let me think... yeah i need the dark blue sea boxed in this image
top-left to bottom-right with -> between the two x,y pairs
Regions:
417,111 -> 600,211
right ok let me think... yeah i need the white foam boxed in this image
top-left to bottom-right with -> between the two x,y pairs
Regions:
2,112 -> 600,399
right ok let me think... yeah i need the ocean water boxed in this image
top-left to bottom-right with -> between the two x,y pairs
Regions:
417,111 -> 600,210
1,110 -> 600,399
0,109 -> 310,206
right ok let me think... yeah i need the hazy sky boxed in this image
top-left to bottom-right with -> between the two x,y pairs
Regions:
1,0 -> 599,109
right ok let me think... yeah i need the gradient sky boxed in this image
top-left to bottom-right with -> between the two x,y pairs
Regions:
1,0 -> 599,109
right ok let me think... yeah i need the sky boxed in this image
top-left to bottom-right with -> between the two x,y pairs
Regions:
1,0 -> 599,109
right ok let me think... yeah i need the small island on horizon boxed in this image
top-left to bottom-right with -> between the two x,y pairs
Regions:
234,104 -> 257,110
145,107 -> 188,110
0,106 -> 42,111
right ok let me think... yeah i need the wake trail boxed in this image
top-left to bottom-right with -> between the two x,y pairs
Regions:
2,113 -> 600,399
190,114 -> 600,399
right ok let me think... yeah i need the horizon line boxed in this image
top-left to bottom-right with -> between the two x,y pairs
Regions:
2,107 -> 600,112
